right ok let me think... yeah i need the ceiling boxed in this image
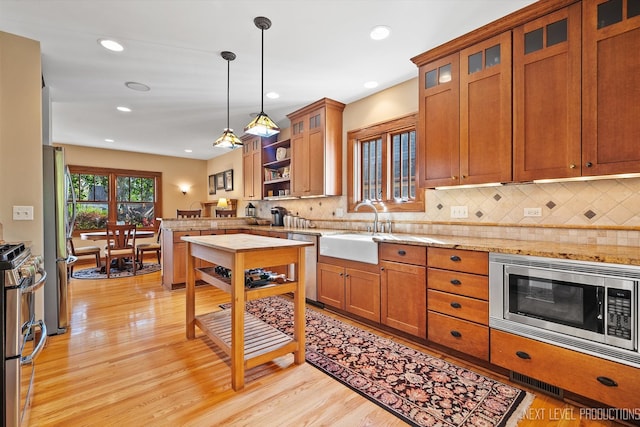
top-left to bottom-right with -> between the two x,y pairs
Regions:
1,0 -> 536,160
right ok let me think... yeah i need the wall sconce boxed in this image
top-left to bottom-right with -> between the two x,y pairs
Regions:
179,185 -> 190,195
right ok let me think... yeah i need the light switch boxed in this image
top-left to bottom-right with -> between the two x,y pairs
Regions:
13,205 -> 34,220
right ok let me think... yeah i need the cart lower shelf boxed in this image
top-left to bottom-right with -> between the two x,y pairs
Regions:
195,309 -> 299,369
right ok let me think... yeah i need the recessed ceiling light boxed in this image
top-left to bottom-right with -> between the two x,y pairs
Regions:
116,106 -> 132,112
125,81 -> 151,92
104,138 -> 114,143
98,38 -> 124,52
364,81 -> 379,89
370,25 -> 391,41
184,149 -> 193,153
266,91 -> 279,99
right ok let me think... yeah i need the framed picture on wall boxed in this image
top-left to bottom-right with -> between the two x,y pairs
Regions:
216,172 -> 225,190
208,174 -> 216,195
224,169 -> 233,191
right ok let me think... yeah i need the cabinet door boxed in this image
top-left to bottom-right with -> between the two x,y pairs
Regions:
418,53 -> 460,188
380,260 -> 426,338
307,108 -> 325,196
345,268 -> 380,322
291,116 -> 308,196
173,242 -> 187,284
317,262 -> 345,309
514,4 -> 582,181
242,136 -> 262,200
583,0 -> 640,175
460,31 -> 512,185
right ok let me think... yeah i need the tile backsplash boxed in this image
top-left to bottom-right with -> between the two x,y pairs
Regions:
256,177 -> 640,247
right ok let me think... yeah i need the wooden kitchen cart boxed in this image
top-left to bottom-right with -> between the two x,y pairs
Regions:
183,233 -> 312,391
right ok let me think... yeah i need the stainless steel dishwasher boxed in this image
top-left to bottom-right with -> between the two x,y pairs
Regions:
288,233 -> 319,305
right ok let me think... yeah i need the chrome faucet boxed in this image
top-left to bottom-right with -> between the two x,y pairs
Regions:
355,200 -> 378,234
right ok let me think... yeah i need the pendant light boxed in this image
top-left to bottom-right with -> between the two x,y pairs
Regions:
214,51 -> 243,148
244,16 -> 280,138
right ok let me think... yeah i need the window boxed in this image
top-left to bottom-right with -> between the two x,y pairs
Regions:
68,166 -> 162,232
347,113 -> 423,212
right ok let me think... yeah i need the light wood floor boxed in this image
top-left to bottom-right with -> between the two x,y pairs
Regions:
28,264 -> 624,426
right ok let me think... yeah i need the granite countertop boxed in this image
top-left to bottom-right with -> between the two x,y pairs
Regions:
162,221 -> 640,266
370,233 -> 640,266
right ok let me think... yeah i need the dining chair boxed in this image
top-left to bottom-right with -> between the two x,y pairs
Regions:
105,222 -> 137,278
67,237 -> 101,275
176,209 -> 201,218
136,221 -> 161,267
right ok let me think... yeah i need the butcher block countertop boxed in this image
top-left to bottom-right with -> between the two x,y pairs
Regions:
181,233 -> 313,252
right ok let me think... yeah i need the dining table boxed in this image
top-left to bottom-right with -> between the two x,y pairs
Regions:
80,230 -> 155,241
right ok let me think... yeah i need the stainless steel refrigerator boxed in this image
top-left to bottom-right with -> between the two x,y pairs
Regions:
42,145 -> 75,335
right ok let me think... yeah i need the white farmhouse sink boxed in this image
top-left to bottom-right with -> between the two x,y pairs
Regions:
319,233 -> 379,264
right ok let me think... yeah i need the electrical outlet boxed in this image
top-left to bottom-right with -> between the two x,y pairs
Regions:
13,205 -> 34,221
524,207 -> 542,217
335,208 -> 344,218
450,206 -> 468,219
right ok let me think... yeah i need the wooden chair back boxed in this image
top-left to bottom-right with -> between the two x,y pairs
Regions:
176,209 -> 201,218
106,223 -> 136,250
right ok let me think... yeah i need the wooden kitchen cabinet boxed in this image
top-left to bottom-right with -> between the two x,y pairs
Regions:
242,134 -> 262,200
417,53 -> 460,189
514,3 -> 582,181
427,247 -> 489,360
162,229 -> 202,289
317,260 -> 380,322
491,329 -> 640,409
287,98 -> 345,197
459,31 -> 512,185
379,243 -> 427,338
582,0 -> 640,176
161,229 -> 228,289
418,32 -> 511,189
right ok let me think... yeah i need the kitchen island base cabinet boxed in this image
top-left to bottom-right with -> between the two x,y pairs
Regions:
490,329 -> 640,410
184,234 -> 311,391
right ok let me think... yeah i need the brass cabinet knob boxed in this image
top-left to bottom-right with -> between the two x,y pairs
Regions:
569,164 -> 576,169
586,162 -> 593,168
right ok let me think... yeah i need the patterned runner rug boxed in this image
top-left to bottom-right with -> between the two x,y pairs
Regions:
226,296 -> 533,427
72,263 -> 161,279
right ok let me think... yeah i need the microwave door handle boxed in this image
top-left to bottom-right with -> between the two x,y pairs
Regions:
597,287 -> 604,321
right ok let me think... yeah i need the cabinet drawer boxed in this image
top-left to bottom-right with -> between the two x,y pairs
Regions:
427,290 -> 488,325
380,243 -> 426,265
427,248 -> 488,275
428,312 -> 488,361
172,230 -> 200,243
199,230 -> 224,236
427,268 -> 488,300
490,329 -> 640,409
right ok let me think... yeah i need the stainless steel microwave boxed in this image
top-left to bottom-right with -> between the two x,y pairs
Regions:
489,253 -> 640,367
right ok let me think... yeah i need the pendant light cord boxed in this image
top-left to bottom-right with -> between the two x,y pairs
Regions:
260,25 -> 265,114
227,57 -> 231,129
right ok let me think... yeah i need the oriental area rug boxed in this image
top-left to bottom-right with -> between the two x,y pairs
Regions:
72,263 -> 161,279
223,296 -> 533,427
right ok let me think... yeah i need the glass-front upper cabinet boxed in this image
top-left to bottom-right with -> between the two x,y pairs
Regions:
582,0 -> 640,176
513,3 -> 582,182
459,31 -> 512,186
417,53 -> 459,188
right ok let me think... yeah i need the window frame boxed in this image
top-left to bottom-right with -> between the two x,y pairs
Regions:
68,165 -> 163,234
347,113 -> 423,213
